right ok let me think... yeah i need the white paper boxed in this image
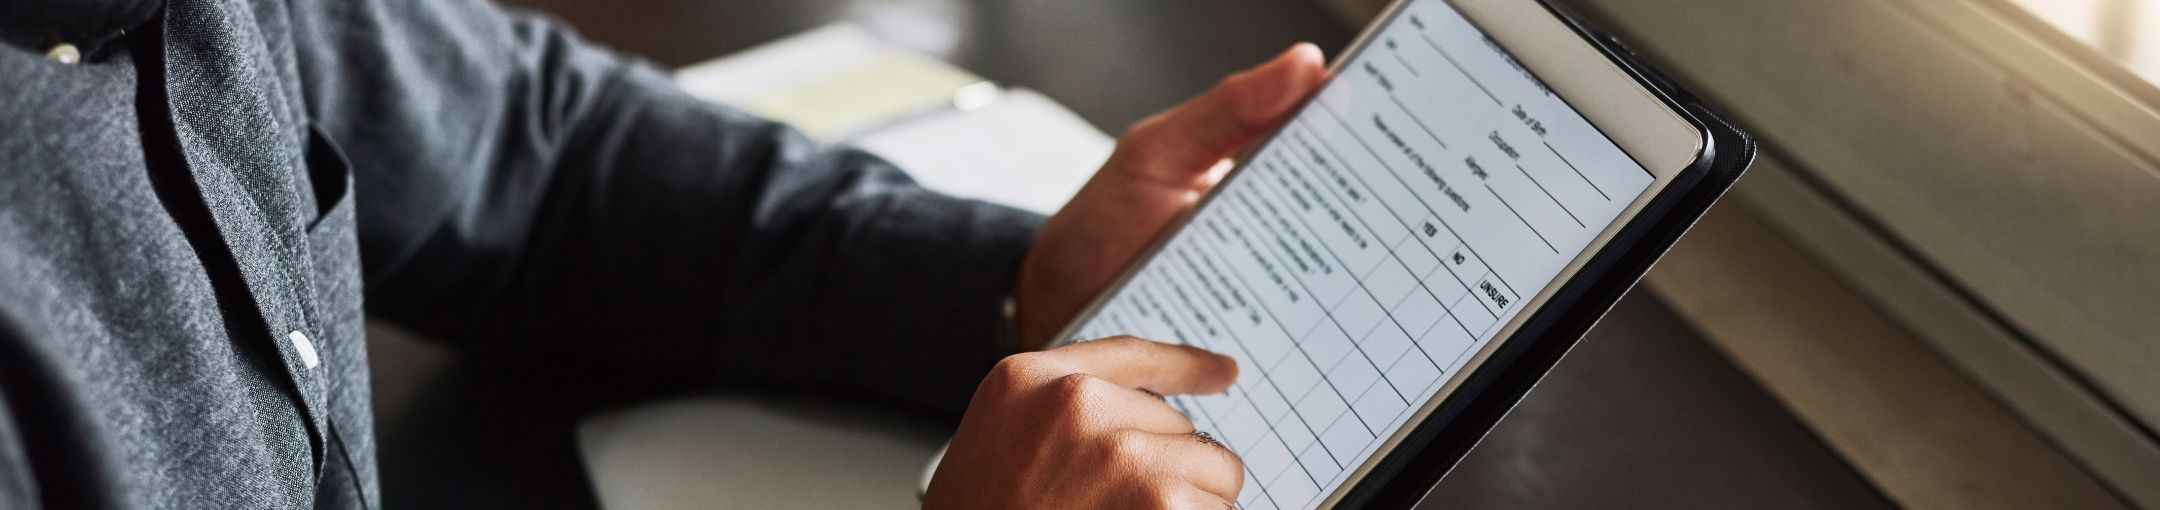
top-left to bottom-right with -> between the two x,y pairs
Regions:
851,89 -> 1112,214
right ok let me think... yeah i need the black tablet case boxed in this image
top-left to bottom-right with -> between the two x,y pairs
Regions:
1334,1 -> 1756,507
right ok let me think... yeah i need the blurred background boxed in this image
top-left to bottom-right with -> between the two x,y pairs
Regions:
368,0 -> 2160,508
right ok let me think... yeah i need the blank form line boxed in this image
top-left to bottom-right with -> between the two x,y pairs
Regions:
1513,163 -> 1585,228
1391,51 -> 1422,77
1485,184 -> 1558,253
1384,93 -> 1449,149
1419,33 -> 1502,107
1543,140 -> 1610,201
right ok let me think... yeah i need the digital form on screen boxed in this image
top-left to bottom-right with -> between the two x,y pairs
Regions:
1059,3 -> 1655,509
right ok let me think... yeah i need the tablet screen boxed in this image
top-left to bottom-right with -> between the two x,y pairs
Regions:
1059,1 -> 1656,508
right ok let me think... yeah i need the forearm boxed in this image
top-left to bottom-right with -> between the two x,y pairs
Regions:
479,66 -> 1045,412
297,0 -> 1043,414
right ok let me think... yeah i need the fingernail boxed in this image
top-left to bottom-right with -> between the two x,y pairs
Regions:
1287,42 -> 1323,64
1192,430 -> 1227,450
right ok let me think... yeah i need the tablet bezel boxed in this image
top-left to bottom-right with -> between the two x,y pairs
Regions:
1043,0 -> 1713,506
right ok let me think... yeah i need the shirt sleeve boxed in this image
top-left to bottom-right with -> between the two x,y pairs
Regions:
285,0 -> 1042,416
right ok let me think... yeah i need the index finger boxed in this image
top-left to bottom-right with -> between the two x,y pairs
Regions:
1047,336 -> 1239,395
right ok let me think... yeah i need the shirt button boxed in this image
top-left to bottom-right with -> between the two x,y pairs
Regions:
46,43 -> 80,65
288,331 -> 321,369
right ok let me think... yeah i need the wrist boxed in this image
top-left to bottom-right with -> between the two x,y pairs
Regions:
1011,256 -> 1061,352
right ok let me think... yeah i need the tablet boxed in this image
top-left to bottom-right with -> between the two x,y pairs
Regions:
1049,0 -> 1733,507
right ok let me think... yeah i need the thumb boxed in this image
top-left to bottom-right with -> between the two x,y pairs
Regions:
1115,43 -> 1328,184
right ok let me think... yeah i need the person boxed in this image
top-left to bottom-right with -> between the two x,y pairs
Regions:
0,0 -> 1328,507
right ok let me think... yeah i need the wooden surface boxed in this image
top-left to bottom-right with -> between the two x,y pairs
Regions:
1416,294 -> 1890,509
1563,0 -> 2160,433
1738,151 -> 2160,507
1560,0 -> 2160,503
1646,194 -> 2130,509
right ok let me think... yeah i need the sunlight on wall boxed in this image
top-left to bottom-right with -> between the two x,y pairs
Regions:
2006,0 -> 2160,84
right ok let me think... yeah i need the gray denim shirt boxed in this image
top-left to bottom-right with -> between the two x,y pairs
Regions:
0,0 -> 1042,507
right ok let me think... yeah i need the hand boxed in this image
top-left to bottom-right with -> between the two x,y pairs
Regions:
1015,44 -> 1328,349
924,337 -> 1243,508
